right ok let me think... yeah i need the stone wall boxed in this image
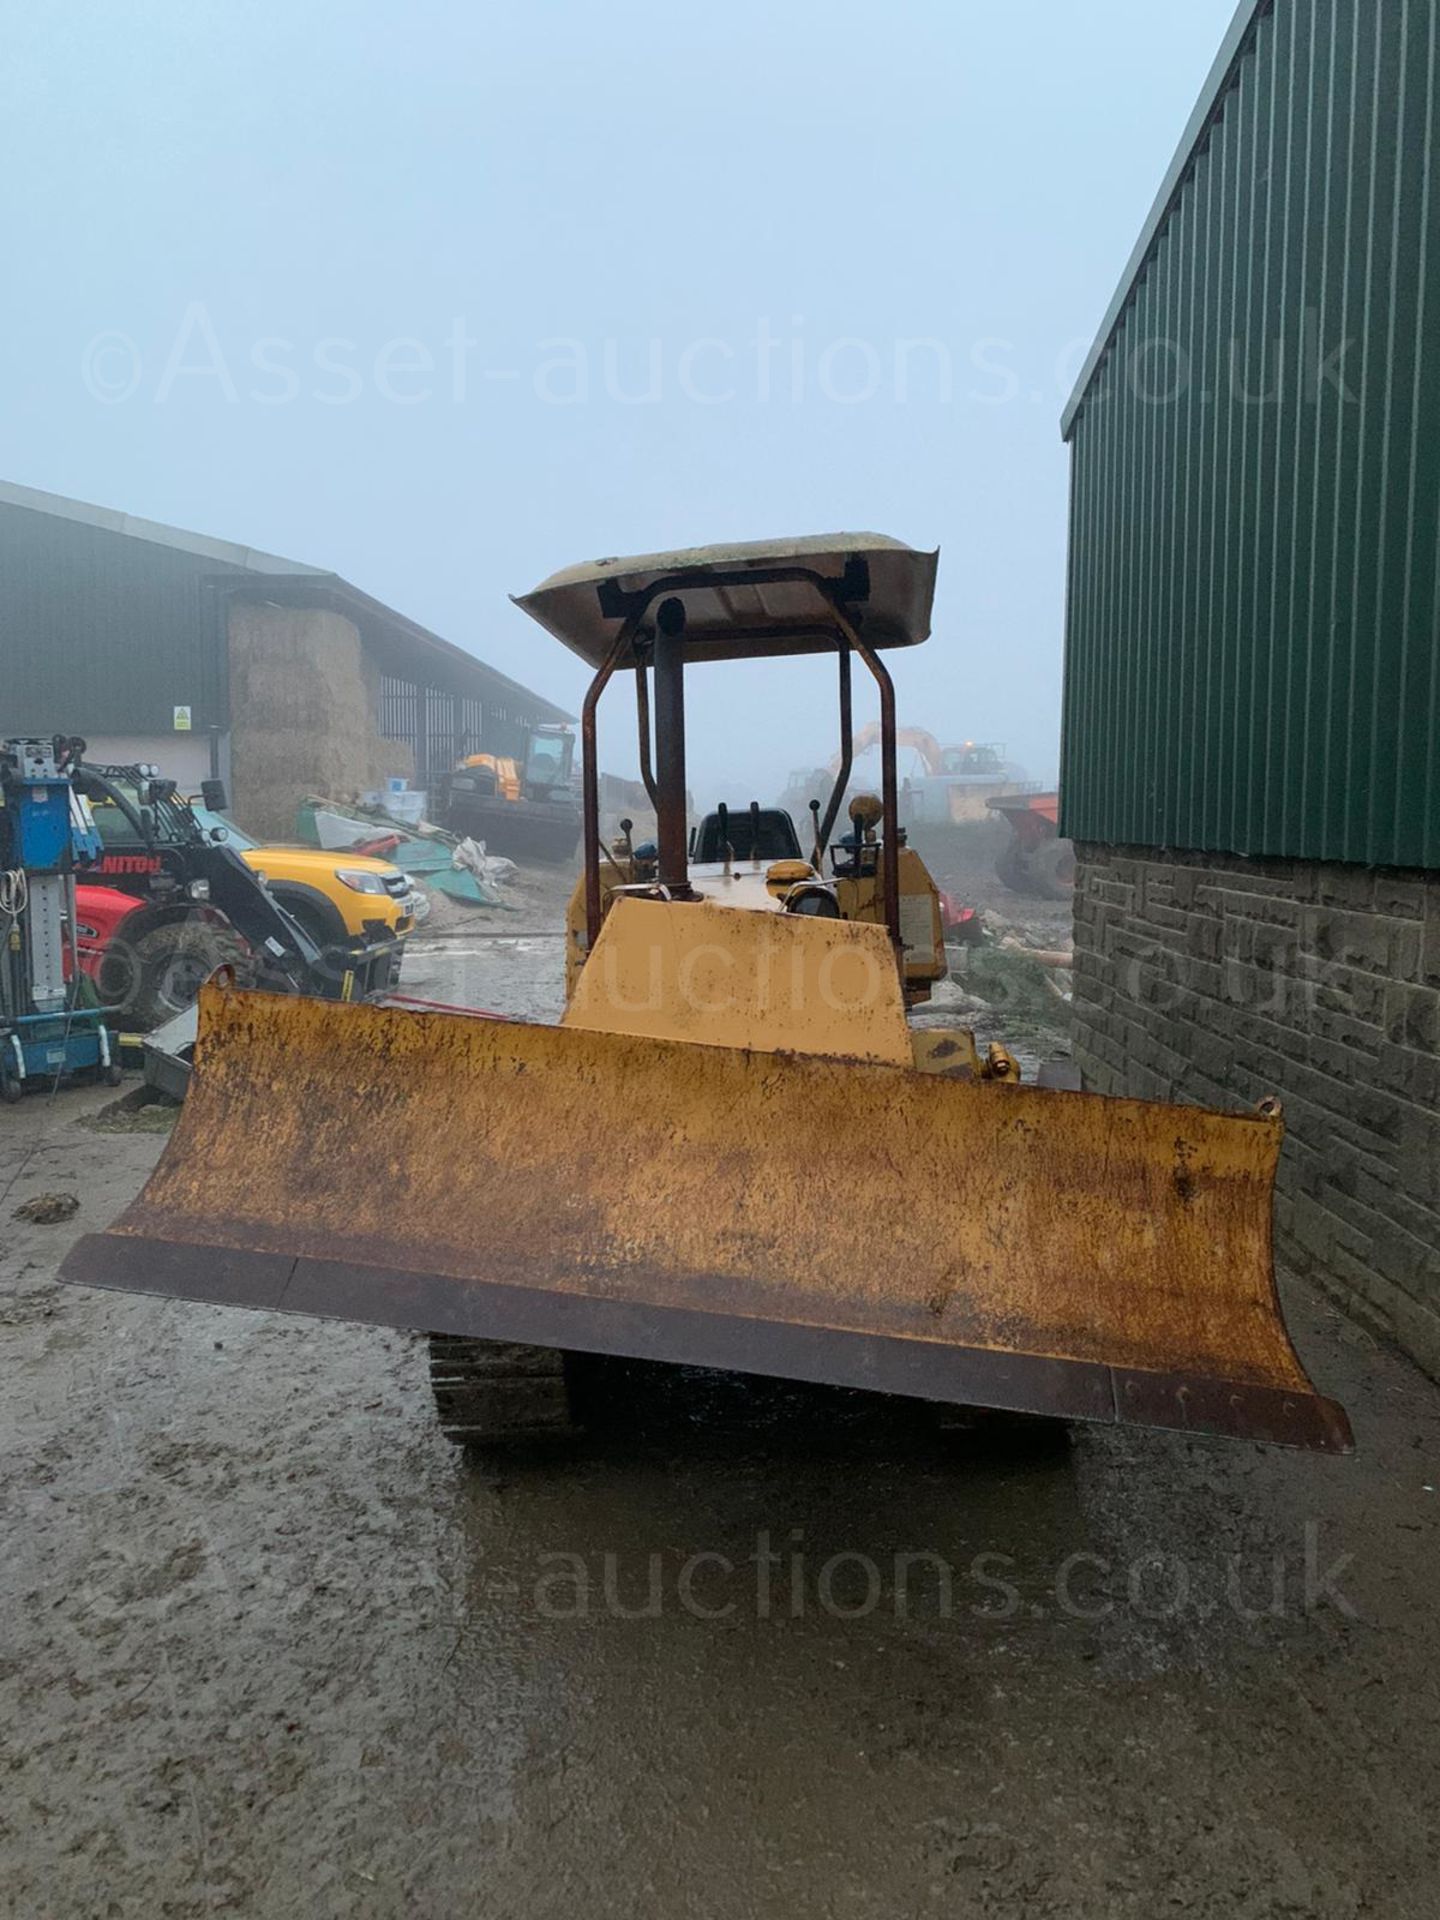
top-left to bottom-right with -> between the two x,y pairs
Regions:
226,604 -> 412,840
1072,844 -> 1440,1378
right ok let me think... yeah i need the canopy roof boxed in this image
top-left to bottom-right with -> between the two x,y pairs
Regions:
512,533 -> 938,669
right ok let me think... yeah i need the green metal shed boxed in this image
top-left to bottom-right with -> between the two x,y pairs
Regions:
1060,0 -> 1440,871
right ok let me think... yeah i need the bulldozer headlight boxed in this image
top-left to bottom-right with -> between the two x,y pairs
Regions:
186,879 -> 211,901
336,868 -> 387,895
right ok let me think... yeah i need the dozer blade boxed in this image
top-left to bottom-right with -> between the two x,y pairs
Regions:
60,987 -> 1352,1453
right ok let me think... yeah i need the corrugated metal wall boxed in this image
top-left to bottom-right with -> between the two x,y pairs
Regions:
3,499 -> 567,766
1061,0 -> 1440,869
0,501 -> 242,734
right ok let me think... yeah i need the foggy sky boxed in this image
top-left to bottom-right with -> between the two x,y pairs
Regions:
4,0 -> 1236,804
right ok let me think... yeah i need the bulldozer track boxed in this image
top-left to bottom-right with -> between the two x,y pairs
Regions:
427,1335 -> 582,1447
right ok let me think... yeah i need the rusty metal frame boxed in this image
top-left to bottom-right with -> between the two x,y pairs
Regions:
813,641 -> 853,865
826,602 -> 900,949
581,611 -> 643,950
578,557 -> 903,955
651,597 -> 691,893
632,643 -> 660,810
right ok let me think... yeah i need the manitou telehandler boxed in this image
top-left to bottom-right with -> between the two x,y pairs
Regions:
61,535 -> 1351,1456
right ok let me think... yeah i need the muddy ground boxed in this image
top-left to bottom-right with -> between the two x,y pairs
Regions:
3,863 -> 1439,1918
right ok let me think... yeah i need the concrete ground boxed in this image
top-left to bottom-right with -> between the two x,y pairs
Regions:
3,908 -> 1438,1918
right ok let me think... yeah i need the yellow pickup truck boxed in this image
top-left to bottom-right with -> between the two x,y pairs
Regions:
185,804 -> 423,948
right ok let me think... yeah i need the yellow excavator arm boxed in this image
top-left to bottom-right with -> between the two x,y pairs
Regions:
828,720 -> 946,777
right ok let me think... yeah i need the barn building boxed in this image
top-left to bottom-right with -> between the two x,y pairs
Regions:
1060,0 -> 1440,1372
0,479 -> 571,840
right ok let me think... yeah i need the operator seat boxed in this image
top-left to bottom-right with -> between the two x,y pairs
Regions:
692,808 -> 803,864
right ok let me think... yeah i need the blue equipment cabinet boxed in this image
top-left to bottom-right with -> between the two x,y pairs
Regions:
1,737 -> 119,1101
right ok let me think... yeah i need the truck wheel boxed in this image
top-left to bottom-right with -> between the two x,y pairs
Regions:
130,923 -> 252,1028
1024,836 -> 1076,902
428,1335 -> 584,1448
994,837 -> 1034,895
0,1071 -> 21,1105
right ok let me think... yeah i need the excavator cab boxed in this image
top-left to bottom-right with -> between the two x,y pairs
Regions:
521,724 -> 576,801
61,534 -> 1351,1457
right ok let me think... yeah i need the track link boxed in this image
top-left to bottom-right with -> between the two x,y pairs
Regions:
428,1336 -> 582,1447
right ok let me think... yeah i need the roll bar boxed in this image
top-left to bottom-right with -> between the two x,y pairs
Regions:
578,560 -> 901,963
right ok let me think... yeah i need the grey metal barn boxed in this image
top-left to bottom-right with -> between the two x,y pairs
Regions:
0,479 -> 570,836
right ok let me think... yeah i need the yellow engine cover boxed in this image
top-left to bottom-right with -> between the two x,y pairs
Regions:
563,895 -> 913,1063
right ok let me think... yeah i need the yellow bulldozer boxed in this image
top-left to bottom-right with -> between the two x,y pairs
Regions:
61,534 -> 1350,1455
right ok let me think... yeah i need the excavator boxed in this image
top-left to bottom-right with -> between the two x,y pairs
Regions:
832,721 -> 1011,792
60,534 -> 1351,1456
437,723 -> 580,864
784,720 -> 1025,867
